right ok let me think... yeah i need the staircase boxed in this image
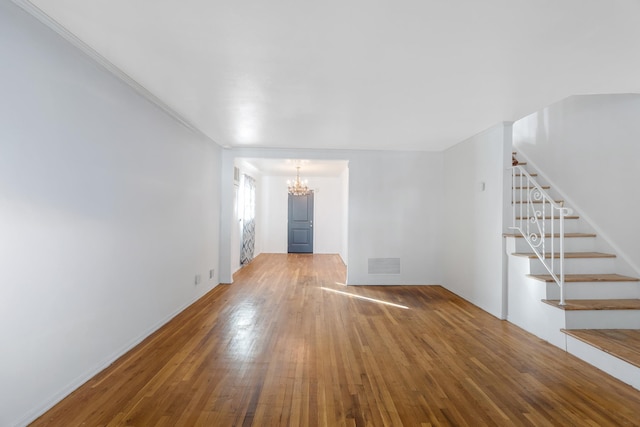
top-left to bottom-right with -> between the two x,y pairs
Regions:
505,153 -> 640,390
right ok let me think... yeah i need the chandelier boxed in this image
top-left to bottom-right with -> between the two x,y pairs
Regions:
287,166 -> 311,196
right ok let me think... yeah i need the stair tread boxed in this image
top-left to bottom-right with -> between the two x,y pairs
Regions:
561,329 -> 640,369
512,200 -> 563,204
512,252 -> 615,259
503,232 -> 596,238
542,299 -> 640,310
513,185 -> 548,189
515,215 -> 580,220
529,273 -> 640,282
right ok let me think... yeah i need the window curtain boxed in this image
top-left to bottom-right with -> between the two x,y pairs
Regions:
240,174 -> 256,266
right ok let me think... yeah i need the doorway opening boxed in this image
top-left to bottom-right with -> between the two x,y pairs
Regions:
229,157 -> 349,278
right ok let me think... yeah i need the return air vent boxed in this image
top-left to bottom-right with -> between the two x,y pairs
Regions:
368,258 -> 401,275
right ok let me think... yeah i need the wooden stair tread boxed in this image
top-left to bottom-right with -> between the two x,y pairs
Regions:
514,173 -> 537,176
512,252 -> 615,259
561,329 -> 640,369
503,232 -> 596,238
515,215 -> 580,220
542,299 -> 640,310
530,273 -> 639,283
512,200 -> 563,204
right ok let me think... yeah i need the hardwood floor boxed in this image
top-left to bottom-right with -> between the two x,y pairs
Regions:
32,254 -> 640,426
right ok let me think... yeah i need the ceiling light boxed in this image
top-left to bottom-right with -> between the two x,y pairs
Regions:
287,166 -> 311,196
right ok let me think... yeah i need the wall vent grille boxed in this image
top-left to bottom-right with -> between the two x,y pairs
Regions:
368,258 -> 401,275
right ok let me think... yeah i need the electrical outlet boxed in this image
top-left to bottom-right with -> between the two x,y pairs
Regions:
195,274 -> 201,285
209,269 -> 215,279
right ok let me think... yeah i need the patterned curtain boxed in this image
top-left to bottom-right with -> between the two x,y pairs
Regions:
240,174 -> 256,266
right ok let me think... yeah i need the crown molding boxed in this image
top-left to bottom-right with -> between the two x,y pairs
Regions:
10,0 -> 217,144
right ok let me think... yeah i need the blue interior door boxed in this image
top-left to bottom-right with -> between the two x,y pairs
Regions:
288,192 -> 314,253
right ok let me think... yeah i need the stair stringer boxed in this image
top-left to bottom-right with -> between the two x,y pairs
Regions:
565,335 -> 640,390
505,250 -> 567,349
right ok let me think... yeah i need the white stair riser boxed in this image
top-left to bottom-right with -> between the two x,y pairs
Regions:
565,310 -> 640,329
544,282 -> 640,300
513,218 -> 581,233
509,237 -> 597,253
511,191 -> 556,202
511,204 -> 565,216
511,192 -> 557,201
527,257 -> 616,275
511,178 -> 552,188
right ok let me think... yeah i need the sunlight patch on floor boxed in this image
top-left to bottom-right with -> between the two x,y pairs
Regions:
321,287 -> 409,309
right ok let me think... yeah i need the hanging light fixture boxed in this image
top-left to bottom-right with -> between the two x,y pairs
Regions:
287,166 -> 311,196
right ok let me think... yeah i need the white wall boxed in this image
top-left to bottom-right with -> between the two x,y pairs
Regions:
513,94 -> 640,276
346,151 -> 443,285
219,148 -> 444,286
259,175 -> 288,253
259,175 -> 346,255
442,123 -> 512,319
340,167 -> 350,265
0,3 -> 221,426
313,176 -> 347,255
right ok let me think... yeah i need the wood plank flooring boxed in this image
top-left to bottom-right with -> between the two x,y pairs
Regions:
31,254 -> 640,426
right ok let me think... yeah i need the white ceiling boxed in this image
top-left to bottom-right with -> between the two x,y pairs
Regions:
24,0 -> 640,152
